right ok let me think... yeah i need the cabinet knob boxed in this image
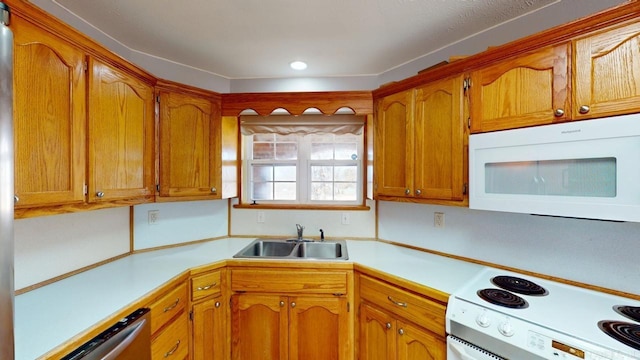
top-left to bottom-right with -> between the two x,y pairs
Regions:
404,189 -> 410,195
554,108 -> 565,117
386,322 -> 392,330
215,301 -> 221,308
415,189 -> 422,196
96,191 -> 105,198
291,302 -> 296,308
398,328 -> 404,335
280,301 -> 285,307
579,105 -> 590,114
211,187 -> 217,194
13,195 -> 18,204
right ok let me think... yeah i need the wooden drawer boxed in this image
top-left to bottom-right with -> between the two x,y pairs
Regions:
151,314 -> 189,360
359,275 -> 446,337
231,269 -> 348,294
191,270 -> 222,301
149,282 -> 188,335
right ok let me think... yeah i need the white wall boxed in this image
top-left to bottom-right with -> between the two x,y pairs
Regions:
230,198 -> 376,239
133,200 -> 228,250
14,207 -> 130,290
378,201 -> 640,295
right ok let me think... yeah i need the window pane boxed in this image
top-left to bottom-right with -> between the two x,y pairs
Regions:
253,182 -> 273,200
335,143 -> 358,160
253,143 -> 274,160
335,166 -> 357,181
311,143 -> 333,160
311,183 -> 333,200
275,143 -> 298,160
252,165 -> 273,182
254,134 -> 274,142
274,166 -> 296,181
274,182 -> 296,200
311,166 -> 333,181
335,183 -> 357,200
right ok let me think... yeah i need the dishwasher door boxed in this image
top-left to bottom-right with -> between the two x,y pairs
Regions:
62,308 -> 151,360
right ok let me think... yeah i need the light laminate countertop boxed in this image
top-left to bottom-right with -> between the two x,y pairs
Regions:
15,238 -> 486,360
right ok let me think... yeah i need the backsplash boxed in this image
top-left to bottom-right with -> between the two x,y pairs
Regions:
378,201 -> 640,295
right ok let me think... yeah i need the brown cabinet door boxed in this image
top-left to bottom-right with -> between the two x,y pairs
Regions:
396,320 -> 446,360
288,296 -> 349,360
359,304 -> 396,360
574,21 -> 640,119
414,76 -> 465,201
158,90 -> 221,198
192,297 -> 226,360
375,89 -> 415,197
13,16 -> 86,208
87,57 -> 155,202
470,43 -> 570,133
231,294 -> 288,360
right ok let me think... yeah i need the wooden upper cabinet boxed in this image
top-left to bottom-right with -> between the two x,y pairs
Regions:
574,20 -> 640,119
469,43 -> 570,133
87,57 -> 155,203
414,76 -> 465,201
158,87 -> 222,199
13,16 -> 86,208
375,89 -> 414,198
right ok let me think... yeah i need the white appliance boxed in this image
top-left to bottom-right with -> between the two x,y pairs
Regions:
446,268 -> 640,360
469,114 -> 640,222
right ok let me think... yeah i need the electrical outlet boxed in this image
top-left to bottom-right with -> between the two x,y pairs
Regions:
257,211 -> 265,223
434,212 -> 445,228
341,212 -> 350,225
148,210 -> 160,225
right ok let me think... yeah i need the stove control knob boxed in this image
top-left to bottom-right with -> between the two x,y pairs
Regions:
475,311 -> 491,328
498,319 -> 515,337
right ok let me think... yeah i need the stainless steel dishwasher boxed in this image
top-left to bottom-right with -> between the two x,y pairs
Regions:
61,308 -> 151,360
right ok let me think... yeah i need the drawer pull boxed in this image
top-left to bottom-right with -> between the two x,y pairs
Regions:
398,328 -> 405,335
215,301 -> 221,308
387,296 -> 408,308
196,282 -> 217,291
163,298 -> 180,312
280,301 -> 285,307
386,322 -> 392,329
164,340 -> 180,358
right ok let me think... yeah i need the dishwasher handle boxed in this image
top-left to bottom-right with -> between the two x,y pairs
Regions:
100,318 -> 147,360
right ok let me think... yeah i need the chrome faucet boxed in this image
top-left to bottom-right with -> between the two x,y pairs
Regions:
296,224 -> 305,241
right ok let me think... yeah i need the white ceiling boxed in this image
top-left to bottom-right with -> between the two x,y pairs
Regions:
52,0 -> 559,79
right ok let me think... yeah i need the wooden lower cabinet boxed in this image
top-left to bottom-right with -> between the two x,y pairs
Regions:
192,296 -> 226,360
231,293 -> 349,360
148,281 -> 190,360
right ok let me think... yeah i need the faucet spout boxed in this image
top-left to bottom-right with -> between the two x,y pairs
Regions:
296,224 -> 305,241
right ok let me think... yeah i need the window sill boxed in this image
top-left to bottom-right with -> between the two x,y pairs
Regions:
233,203 -> 370,211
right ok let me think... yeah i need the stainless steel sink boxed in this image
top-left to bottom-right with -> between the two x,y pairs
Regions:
233,239 -> 348,260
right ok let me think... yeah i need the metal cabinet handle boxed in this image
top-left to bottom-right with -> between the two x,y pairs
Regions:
404,189 -> 410,195
196,282 -> 217,291
163,298 -> 180,312
415,189 -> 422,196
554,108 -> 565,117
215,301 -> 221,308
211,187 -> 217,194
13,195 -> 18,204
398,328 -> 404,335
386,322 -> 392,330
291,302 -> 296,308
579,105 -> 590,114
96,191 -> 105,198
164,340 -> 180,358
387,296 -> 408,308
280,301 -> 285,307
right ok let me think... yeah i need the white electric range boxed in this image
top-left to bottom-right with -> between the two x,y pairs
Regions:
446,268 -> 640,360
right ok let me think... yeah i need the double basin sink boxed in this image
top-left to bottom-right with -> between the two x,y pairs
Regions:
233,239 -> 348,260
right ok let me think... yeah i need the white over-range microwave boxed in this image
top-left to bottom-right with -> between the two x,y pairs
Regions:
469,113 -> 640,222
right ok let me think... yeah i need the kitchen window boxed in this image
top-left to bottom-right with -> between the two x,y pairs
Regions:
240,114 -> 365,206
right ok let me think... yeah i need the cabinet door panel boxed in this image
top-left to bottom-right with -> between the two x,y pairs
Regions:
375,90 -> 414,197
289,296 -> 348,360
359,304 -> 396,360
159,91 -> 219,197
414,76 -> 464,201
470,43 -> 569,132
574,21 -> 640,118
193,297 -> 225,360
231,294 -> 287,360
13,16 -> 85,207
88,58 -> 154,202
396,320 -> 445,360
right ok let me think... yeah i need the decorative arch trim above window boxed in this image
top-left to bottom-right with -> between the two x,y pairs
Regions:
240,114 -> 365,136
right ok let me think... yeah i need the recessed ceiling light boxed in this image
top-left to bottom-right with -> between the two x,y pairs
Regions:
290,61 -> 307,70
